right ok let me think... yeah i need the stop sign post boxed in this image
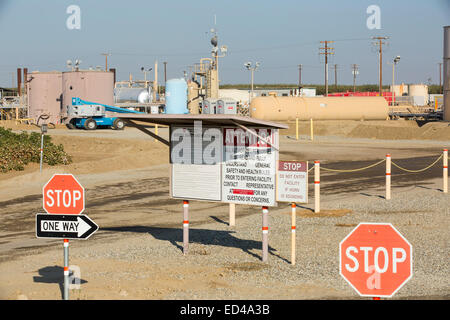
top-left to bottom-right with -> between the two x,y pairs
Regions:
339,223 -> 412,298
43,174 -> 85,215
40,173 -> 88,300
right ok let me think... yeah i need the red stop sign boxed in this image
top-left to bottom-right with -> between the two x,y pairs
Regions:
339,223 -> 412,298
43,174 -> 85,214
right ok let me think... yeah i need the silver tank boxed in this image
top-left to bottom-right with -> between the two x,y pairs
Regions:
114,87 -> 151,103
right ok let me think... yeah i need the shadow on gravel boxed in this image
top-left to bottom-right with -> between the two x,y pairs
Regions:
102,225 -> 289,263
33,266 -> 87,299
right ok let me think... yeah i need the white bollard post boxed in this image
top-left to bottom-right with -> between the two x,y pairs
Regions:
314,161 -> 320,213
229,203 -> 235,227
262,206 -> 269,262
444,149 -> 448,193
291,202 -> 296,265
63,239 -> 69,300
386,154 -> 391,200
183,200 -> 189,255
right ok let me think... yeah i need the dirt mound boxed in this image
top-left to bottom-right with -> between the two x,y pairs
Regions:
280,119 -> 450,141
347,121 -> 450,140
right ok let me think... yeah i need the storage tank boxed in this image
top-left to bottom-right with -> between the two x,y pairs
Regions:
27,71 -> 63,124
165,78 -> 188,114
250,96 -> 389,121
62,70 -> 114,121
114,87 -> 151,103
408,84 -> 429,105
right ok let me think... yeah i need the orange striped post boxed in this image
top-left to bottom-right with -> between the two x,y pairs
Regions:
444,149 -> 448,193
262,206 -> 269,262
314,161 -> 320,213
183,200 -> 189,255
386,154 -> 391,200
63,239 -> 69,300
291,202 -> 296,265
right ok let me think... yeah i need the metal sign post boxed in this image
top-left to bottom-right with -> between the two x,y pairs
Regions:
39,124 -> 47,173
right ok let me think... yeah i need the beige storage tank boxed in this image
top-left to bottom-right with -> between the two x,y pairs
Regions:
27,71 -> 63,124
250,96 -> 389,121
62,70 -> 114,120
408,84 -> 429,104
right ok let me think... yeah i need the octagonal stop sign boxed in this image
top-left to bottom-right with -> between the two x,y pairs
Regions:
43,174 -> 85,214
339,223 -> 412,298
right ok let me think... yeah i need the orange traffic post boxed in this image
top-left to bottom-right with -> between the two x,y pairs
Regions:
386,154 -> 391,200
291,203 -> 296,265
63,239 -> 69,300
262,206 -> 269,262
444,149 -> 448,193
183,200 -> 189,255
314,161 -> 320,213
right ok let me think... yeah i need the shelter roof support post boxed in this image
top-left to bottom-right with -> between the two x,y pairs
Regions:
123,119 -> 170,146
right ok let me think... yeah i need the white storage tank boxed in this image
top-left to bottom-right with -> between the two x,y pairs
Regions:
27,71 -> 63,124
408,84 -> 429,105
62,70 -> 114,121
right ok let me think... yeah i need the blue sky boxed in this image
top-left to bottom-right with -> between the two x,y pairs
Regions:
0,0 -> 449,87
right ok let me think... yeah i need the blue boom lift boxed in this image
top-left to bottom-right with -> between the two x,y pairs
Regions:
67,97 -> 145,130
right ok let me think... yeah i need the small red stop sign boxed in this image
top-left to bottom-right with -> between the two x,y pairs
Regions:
43,174 -> 85,215
339,223 -> 412,298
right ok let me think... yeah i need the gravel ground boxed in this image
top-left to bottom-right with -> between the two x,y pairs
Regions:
5,176 -> 443,300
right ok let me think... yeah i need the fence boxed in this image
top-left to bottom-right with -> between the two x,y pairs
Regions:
307,149 -> 448,213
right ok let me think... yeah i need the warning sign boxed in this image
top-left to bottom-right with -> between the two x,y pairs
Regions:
222,128 -> 278,206
276,161 -> 308,203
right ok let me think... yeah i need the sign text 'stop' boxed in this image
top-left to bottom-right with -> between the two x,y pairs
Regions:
43,174 -> 85,215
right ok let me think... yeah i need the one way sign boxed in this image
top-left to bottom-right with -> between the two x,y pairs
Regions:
36,214 -> 98,240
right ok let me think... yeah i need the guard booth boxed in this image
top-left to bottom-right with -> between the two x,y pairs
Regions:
117,114 -> 288,262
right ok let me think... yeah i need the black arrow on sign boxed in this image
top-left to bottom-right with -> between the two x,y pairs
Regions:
36,214 -> 98,240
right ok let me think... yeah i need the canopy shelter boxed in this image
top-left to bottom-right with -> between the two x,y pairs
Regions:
118,114 -> 288,146
116,113 -> 289,262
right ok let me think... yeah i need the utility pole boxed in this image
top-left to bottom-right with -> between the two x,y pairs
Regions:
372,36 -> 389,95
101,53 -> 111,71
352,64 -> 359,93
334,64 -> 338,90
319,41 -> 334,96
164,61 -> 167,88
438,62 -> 442,94
298,64 -> 302,87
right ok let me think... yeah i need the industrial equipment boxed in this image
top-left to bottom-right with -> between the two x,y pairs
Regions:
67,97 -> 144,130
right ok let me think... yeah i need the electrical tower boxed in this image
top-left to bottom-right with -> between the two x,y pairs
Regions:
319,41 -> 334,96
372,36 -> 389,95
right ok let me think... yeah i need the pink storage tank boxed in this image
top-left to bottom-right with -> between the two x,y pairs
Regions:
27,71 -> 63,124
61,70 -> 114,122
